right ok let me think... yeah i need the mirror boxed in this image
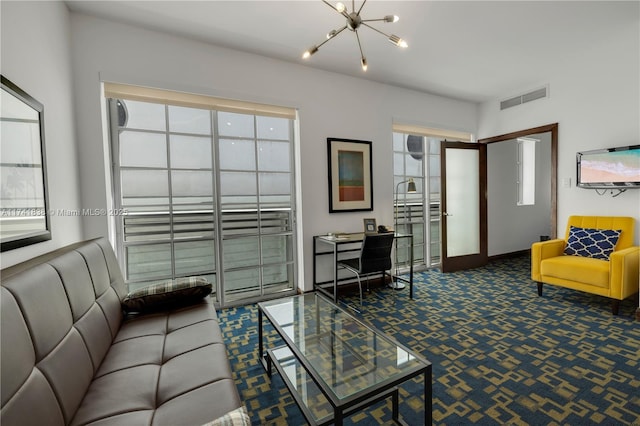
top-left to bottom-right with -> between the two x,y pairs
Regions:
1,75 -> 51,251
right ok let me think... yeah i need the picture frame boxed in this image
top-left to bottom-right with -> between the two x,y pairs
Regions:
327,138 -> 373,213
1,75 -> 51,252
363,218 -> 377,234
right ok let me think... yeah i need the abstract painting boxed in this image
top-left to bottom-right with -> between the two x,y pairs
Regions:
327,138 -> 373,212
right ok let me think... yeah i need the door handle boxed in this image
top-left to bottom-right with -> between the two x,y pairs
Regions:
442,212 -> 452,216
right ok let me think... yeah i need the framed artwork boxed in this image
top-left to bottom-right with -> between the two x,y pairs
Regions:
327,138 -> 373,213
363,218 -> 377,234
1,75 -> 51,252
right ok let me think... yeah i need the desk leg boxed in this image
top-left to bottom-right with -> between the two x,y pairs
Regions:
313,236 -> 317,291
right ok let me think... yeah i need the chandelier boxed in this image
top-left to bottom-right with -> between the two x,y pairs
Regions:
302,0 -> 408,71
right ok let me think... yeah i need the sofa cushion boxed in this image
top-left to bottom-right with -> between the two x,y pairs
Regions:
541,255 -> 610,288
563,226 -> 621,260
122,276 -> 212,313
2,239 -> 242,426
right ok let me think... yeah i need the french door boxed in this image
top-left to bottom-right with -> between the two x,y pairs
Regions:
440,141 -> 487,272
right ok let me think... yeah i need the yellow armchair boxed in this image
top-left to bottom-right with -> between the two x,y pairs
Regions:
531,216 -> 640,315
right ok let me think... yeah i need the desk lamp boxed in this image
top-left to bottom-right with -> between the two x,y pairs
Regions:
390,178 -> 416,289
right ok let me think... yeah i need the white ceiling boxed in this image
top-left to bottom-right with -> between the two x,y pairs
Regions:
65,0 -> 639,103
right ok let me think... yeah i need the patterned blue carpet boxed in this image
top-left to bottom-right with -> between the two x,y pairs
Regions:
218,256 -> 640,425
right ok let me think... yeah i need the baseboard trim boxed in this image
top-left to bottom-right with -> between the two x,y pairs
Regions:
488,249 -> 530,262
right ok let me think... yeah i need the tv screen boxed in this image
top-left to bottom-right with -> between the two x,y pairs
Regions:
577,145 -> 640,188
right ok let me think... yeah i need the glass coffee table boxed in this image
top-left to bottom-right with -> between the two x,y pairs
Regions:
258,293 -> 432,426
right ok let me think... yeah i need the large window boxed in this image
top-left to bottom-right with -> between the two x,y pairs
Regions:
107,84 -> 297,306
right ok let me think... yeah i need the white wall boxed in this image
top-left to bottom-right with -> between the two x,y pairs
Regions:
69,13 -> 477,291
478,19 -> 640,246
487,133 -> 552,256
1,1 -> 83,267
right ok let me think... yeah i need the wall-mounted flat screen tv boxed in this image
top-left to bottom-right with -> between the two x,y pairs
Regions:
577,145 -> 640,188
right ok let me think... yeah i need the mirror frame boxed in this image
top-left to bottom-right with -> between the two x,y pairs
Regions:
1,75 -> 51,251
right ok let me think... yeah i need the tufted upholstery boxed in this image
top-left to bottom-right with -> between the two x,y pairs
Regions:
531,216 -> 640,314
1,238 -> 244,426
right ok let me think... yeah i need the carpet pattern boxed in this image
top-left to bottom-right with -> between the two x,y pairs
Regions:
218,256 -> 640,425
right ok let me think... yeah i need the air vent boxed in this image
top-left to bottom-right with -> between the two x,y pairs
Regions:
500,86 -> 548,110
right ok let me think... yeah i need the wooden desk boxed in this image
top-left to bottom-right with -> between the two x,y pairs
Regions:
313,232 -> 414,303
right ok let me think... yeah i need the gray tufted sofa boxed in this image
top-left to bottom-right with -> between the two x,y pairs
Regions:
1,238 -> 247,426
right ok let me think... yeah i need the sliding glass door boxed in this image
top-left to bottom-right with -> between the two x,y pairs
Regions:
392,125 -> 473,270
217,112 -> 295,303
393,133 -> 426,269
108,97 -> 297,306
392,133 -> 442,269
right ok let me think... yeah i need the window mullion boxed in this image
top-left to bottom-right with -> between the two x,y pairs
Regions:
212,110 -> 225,306
165,105 -> 176,278
253,115 -> 264,297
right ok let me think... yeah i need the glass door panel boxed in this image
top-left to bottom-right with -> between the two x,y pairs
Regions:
440,142 -> 487,272
444,148 -> 479,256
218,114 -> 296,304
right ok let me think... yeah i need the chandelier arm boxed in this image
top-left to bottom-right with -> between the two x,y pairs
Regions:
356,0 -> 367,15
314,34 -> 336,50
355,30 -> 365,58
321,0 -> 339,12
362,18 -> 389,23
305,24 -> 348,58
355,29 -> 367,70
362,22 -> 392,38
332,25 -> 348,38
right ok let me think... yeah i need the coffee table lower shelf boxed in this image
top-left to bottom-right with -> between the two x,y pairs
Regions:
265,346 -> 409,426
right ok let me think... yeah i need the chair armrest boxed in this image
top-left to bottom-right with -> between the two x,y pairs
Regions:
531,239 -> 565,281
609,246 -> 640,300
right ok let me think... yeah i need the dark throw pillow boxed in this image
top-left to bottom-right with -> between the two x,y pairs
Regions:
122,276 -> 212,313
563,226 -> 622,260
201,406 -> 251,426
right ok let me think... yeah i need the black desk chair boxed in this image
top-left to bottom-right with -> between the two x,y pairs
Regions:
337,232 -> 395,306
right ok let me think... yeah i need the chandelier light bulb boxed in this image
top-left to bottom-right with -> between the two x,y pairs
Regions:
384,15 -> 399,23
361,57 -> 368,71
303,45 -> 318,58
336,2 -> 346,13
388,34 -> 408,48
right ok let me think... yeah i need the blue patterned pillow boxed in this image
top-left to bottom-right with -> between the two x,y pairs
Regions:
563,226 -> 622,260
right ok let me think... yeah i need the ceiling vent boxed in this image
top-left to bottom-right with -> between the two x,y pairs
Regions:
500,86 -> 548,110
